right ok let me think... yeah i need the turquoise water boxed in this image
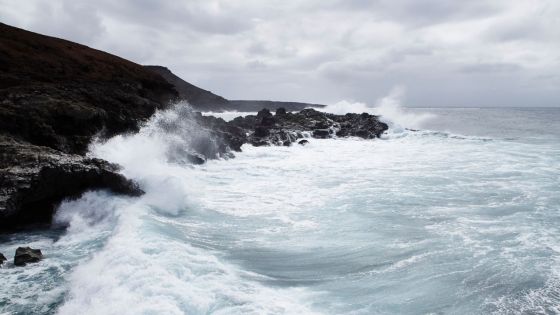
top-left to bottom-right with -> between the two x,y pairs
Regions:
1,107 -> 560,314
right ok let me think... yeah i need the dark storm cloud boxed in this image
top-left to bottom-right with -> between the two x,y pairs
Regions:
0,0 -> 559,107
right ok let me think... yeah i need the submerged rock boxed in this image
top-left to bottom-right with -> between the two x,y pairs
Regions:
14,247 -> 43,266
0,253 -> 6,265
298,139 -> 309,145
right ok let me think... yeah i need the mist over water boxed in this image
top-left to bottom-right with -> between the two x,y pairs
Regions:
321,87 -> 435,131
1,94 -> 560,314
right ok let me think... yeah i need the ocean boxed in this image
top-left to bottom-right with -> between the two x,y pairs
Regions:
1,105 -> 560,314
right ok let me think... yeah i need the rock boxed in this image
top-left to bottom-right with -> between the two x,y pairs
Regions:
0,23 -> 174,230
298,139 -> 309,145
221,108 -> 388,148
256,109 -> 275,126
0,253 -> 6,265
276,107 -> 287,117
0,136 -> 143,229
186,153 -> 206,165
313,129 -> 331,138
254,126 -> 270,138
0,23 -> 178,155
14,247 -> 43,266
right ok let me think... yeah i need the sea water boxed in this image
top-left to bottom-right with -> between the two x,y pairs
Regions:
1,104 -> 559,314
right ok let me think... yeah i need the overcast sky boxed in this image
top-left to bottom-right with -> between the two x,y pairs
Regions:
1,0 -> 559,107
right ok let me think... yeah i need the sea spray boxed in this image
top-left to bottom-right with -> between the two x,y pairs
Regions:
321,86 -> 435,131
2,107 -> 559,315
55,103 -> 321,315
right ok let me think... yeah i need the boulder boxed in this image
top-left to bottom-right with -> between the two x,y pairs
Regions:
298,139 -> 309,145
0,253 -> 6,265
275,107 -> 287,117
313,129 -> 331,138
256,109 -> 276,126
14,247 -> 43,266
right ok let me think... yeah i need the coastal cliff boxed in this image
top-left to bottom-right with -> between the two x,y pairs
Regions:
0,23 -> 176,229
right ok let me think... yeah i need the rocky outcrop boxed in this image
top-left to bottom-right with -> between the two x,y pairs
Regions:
177,108 -> 388,161
0,136 -> 142,228
229,108 -> 388,147
0,23 -> 176,229
0,253 -> 6,265
14,247 -> 43,266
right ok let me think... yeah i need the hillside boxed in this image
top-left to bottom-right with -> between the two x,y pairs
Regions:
0,23 -> 177,228
144,66 -> 325,112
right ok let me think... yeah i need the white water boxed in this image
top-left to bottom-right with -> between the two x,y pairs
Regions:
1,97 -> 560,314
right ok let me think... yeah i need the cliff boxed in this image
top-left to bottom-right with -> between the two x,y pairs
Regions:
0,23 -> 176,229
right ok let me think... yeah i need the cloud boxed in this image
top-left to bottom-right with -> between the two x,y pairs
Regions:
460,62 -> 522,74
0,0 -> 559,107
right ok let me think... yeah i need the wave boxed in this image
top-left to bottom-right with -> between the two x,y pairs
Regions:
54,104 -> 320,315
320,86 -> 435,131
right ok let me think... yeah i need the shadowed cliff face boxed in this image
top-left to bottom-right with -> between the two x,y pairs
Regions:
0,23 -> 176,229
0,23 -> 178,155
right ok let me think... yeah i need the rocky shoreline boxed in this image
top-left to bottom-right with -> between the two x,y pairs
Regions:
0,22 -> 387,232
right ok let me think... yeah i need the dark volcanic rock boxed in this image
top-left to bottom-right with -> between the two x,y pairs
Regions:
0,253 -> 6,265
182,107 -> 387,155
0,136 -> 142,228
0,23 -> 174,229
224,108 -> 388,147
313,129 -> 331,138
14,247 -> 43,266
0,23 -> 177,155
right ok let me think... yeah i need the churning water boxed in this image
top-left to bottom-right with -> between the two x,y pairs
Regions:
1,103 -> 560,314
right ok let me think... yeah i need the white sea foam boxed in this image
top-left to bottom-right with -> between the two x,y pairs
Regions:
321,86 -> 435,131
2,106 -> 558,315
54,104 -> 321,315
58,104 -> 560,314
202,111 -> 257,121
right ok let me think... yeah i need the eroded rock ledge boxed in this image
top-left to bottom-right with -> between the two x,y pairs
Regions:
0,136 -> 142,229
192,108 -> 389,157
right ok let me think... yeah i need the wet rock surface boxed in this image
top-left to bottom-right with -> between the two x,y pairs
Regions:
0,252 -> 6,265
14,247 -> 43,266
192,108 -> 388,152
0,23 -> 174,230
0,136 -> 143,229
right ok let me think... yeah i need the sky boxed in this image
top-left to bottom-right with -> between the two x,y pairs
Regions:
1,0 -> 559,107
